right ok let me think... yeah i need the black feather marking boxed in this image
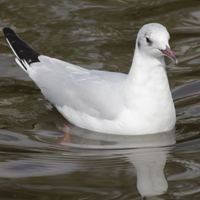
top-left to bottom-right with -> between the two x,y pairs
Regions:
3,27 -> 40,69
138,41 -> 141,49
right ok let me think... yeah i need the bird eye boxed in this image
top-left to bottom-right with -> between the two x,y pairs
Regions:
146,36 -> 152,44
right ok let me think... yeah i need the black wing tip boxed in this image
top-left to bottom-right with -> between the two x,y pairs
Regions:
3,27 -> 15,36
3,27 -> 40,67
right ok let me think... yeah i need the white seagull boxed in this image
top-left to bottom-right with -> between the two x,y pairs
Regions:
3,23 -> 177,135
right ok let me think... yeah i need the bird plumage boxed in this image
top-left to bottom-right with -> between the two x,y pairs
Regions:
3,23 -> 177,135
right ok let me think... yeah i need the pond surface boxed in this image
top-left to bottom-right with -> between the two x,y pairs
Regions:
0,0 -> 200,199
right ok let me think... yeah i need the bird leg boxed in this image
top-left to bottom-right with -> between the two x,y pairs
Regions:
60,123 -> 70,143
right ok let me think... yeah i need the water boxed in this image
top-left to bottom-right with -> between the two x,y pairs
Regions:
0,0 -> 200,199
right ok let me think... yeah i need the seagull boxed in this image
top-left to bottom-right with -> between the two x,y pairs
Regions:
3,23 -> 177,135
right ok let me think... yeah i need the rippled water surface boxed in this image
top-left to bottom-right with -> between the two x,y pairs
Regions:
0,0 -> 200,199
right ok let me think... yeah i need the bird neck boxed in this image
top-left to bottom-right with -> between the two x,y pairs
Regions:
126,46 -> 168,89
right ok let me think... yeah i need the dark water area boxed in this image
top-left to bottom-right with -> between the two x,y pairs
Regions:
0,0 -> 200,199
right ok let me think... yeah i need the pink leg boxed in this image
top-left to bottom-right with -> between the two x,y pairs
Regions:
60,123 -> 70,143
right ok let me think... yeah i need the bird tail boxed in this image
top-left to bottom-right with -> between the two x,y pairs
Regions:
3,27 -> 40,71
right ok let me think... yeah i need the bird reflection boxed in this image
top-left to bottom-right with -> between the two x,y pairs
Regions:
60,126 -> 176,199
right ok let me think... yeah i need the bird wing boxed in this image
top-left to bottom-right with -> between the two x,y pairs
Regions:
29,55 -> 127,120
3,27 -> 126,121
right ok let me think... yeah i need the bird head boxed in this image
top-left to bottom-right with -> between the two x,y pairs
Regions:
136,23 -> 178,64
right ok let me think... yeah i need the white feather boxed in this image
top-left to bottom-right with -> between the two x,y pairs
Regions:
9,23 -> 177,135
